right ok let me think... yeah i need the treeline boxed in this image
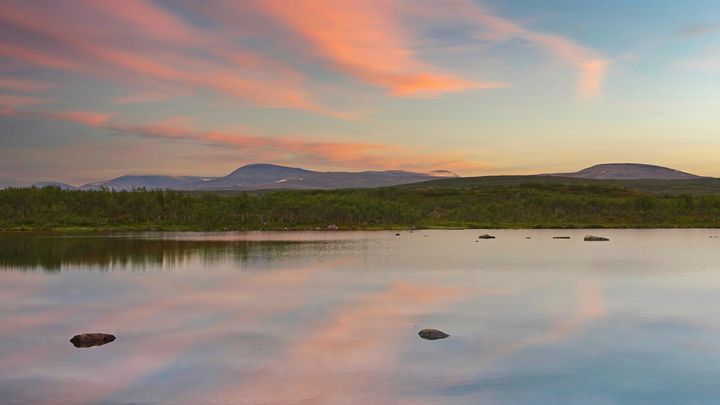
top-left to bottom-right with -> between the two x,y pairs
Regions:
2,183 -> 720,230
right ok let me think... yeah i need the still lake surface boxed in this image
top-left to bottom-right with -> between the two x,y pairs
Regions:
2,229 -> 720,404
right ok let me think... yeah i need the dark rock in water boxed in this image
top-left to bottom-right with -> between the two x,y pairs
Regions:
553,236 -> 571,239
395,233 -> 401,236
70,333 -> 116,348
478,234 -> 495,239
418,328 -> 449,340
526,237 -> 532,239
584,235 -> 609,241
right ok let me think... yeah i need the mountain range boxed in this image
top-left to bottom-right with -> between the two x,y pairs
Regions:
33,164 -> 458,191
30,162 -> 705,191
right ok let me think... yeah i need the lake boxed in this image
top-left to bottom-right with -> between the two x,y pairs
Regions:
2,229 -> 720,404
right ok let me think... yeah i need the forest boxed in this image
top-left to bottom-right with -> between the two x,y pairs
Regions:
2,182 -> 720,230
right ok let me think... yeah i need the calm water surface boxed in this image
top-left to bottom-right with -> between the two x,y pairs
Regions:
2,229 -> 720,404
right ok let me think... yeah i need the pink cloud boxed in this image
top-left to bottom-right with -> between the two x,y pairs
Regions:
112,91 -> 187,105
0,0 -> 605,112
9,104 -> 492,174
40,110 -> 115,127
0,76 -> 55,92
101,121 -> 494,173
522,31 -> 609,98
0,43 -> 87,72
0,1 -> 325,113
77,0 -> 201,45
254,0 -> 504,97
0,94 -> 49,109
0,0 -> 501,107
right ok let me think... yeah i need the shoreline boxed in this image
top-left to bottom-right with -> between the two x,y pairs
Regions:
2,225 -> 719,232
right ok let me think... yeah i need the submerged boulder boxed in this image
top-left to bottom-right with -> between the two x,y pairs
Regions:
584,235 -> 610,241
70,333 -> 116,348
478,234 -> 495,239
418,328 -> 450,340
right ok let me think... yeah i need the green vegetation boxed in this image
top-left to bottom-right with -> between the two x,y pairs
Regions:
404,175 -> 720,195
2,179 -> 720,230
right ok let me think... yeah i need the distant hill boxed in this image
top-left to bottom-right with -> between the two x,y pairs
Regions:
80,175 -> 215,191
193,164 -> 458,190
547,163 -> 701,180
32,182 -> 77,190
33,164 -> 458,191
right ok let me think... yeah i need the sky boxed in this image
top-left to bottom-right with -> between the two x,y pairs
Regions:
1,0 -> 720,186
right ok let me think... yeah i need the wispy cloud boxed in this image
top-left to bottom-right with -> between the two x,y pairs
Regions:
0,0 -> 326,113
0,0 -> 615,181
0,0 -> 504,119
0,94 -> 49,111
677,46 -> 720,74
101,120 -> 494,172
0,0 -> 605,113
40,110 -> 116,127
252,0 -> 505,97
7,105 -> 492,174
679,23 -> 720,38
112,88 -> 192,105
0,77 -> 55,92
435,0 -> 610,98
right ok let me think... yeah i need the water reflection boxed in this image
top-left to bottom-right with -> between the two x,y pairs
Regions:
0,232 -> 342,271
1,230 -> 720,404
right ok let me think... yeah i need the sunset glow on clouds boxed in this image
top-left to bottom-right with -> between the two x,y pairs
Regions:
1,0 -> 719,184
